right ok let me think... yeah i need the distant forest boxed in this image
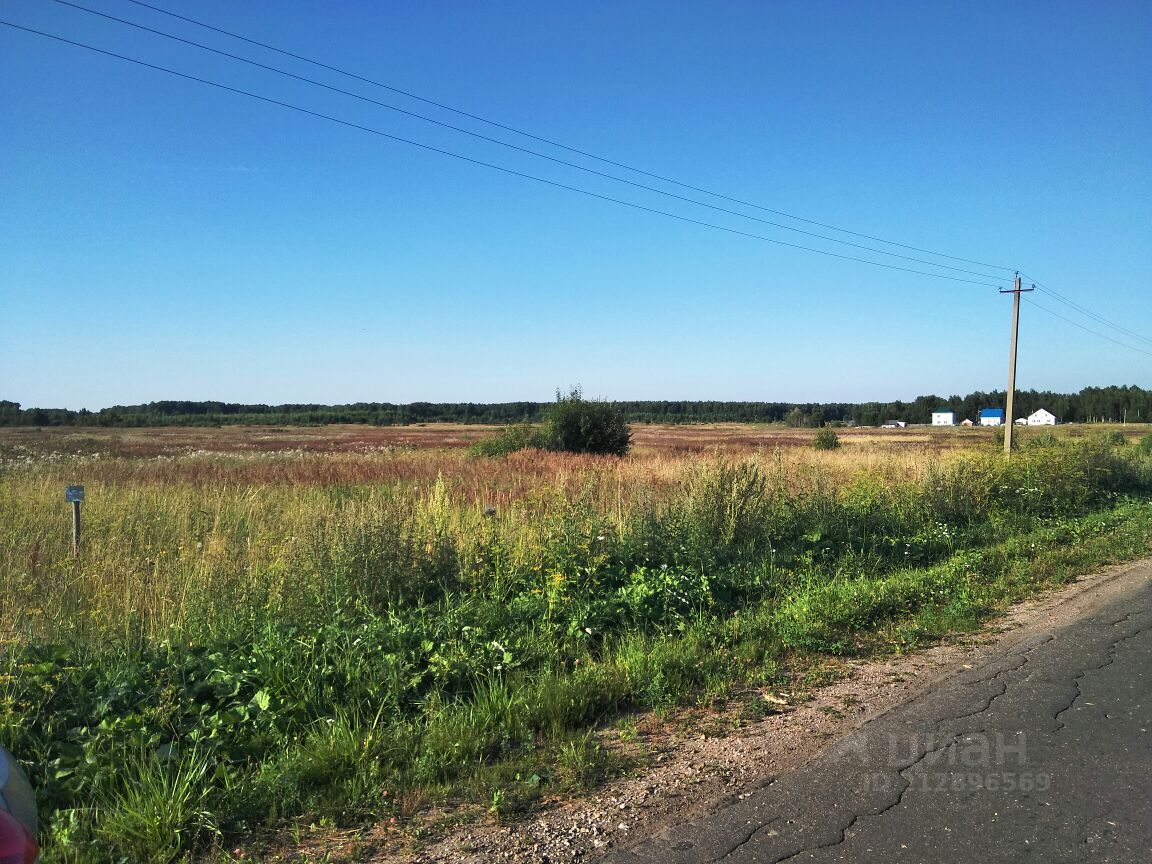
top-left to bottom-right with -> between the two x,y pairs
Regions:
2,386 -> 1150,428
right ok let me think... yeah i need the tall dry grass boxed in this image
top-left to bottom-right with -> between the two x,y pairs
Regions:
0,428 -> 1112,644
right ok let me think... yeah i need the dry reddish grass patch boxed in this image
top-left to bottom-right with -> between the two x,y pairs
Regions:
0,420 -> 995,459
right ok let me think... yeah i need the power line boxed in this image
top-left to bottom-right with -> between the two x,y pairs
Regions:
52,0 -> 1004,281
0,19 -> 1011,290
24,7 -> 1149,360
1025,274 -> 1152,344
1024,297 -> 1152,358
119,0 -> 1016,274
21,12 -> 1149,359
1019,271 -> 1152,348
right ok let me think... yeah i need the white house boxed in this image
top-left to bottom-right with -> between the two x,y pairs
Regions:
931,408 -> 955,426
979,408 -> 1005,427
1027,408 -> 1058,426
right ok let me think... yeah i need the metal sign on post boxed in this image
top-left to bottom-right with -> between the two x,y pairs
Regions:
66,485 -> 84,555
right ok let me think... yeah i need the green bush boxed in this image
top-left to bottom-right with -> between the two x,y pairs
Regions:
812,429 -> 841,450
469,389 -> 631,457
1139,432 -> 1152,454
543,388 -> 631,456
468,423 -> 548,457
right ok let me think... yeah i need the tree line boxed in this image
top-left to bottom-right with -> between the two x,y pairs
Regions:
2,385 -> 1150,428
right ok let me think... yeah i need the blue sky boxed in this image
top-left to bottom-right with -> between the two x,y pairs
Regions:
2,0 -> 1149,410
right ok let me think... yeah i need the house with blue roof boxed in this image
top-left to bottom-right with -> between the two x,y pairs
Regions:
978,407 -> 1005,427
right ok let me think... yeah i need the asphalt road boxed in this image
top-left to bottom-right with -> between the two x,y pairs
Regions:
604,565 -> 1152,863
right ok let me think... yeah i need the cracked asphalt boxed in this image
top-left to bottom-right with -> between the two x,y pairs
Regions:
603,565 -> 1152,863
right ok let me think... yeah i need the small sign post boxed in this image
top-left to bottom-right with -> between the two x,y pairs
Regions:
65,485 -> 84,555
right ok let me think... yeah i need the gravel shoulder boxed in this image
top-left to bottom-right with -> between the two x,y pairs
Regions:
359,557 -> 1152,864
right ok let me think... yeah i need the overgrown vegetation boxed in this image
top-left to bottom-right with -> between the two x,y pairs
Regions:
2,431 -> 1151,862
543,388 -> 632,456
470,388 -> 630,457
812,428 -> 840,450
467,422 -> 548,457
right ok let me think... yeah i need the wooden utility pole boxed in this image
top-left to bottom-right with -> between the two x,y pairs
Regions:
1001,274 -> 1035,455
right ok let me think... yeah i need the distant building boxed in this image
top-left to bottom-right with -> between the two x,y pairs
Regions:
1027,408 -> 1058,426
1014,417 -> 1028,426
881,420 -> 908,429
931,408 -> 956,426
979,408 -> 1005,427
960,418 -> 975,427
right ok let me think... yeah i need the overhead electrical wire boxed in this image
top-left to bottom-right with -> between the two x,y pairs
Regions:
94,0 -> 1152,360
0,19 -> 1011,289
1019,272 -> 1152,348
52,0 -> 1003,281
1023,298 -> 1152,359
12,8 -> 1150,360
116,0 -> 1016,274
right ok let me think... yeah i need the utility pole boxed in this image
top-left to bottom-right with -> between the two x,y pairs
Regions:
1001,273 -> 1035,455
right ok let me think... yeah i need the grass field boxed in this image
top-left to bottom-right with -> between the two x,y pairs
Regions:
2,422 -> 1152,862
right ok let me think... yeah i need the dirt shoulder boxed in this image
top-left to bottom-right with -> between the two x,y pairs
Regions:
351,557 -> 1152,864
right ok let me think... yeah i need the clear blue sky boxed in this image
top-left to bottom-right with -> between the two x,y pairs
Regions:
2,0 -> 1149,410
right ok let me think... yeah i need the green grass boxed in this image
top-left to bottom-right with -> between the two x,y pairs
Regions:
2,436 -> 1151,861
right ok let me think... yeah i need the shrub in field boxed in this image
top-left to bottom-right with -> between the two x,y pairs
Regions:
812,429 -> 840,450
542,388 -> 631,456
470,390 -> 630,457
1140,432 -> 1152,454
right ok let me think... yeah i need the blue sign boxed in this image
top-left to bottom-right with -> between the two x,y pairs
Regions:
65,485 -> 85,503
